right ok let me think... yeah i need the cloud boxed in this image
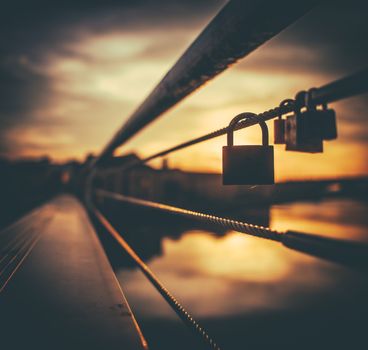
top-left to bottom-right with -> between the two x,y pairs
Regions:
0,0 -> 225,156
0,0 -> 367,181
0,57 -> 50,122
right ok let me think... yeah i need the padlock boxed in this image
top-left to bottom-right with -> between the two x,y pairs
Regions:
319,103 -> 337,140
305,89 -> 337,141
274,118 -> 285,144
274,99 -> 294,144
285,111 -> 323,153
223,113 -> 274,185
285,90 -> 324,153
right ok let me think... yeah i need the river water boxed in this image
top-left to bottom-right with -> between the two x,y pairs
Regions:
114,199 -> 368,350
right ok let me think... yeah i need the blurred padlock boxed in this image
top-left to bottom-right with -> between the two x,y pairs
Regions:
320,103 -> 337,140
285,110 -> 323,153
274,99 -> 294,144
285,90 -> 323,153
274,118 -> 285,144
303,88 -> 337,140
223,113 -> 274,185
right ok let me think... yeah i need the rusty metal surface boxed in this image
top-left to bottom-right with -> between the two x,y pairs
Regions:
94,0 -> 320,165
0,195 -> 147,350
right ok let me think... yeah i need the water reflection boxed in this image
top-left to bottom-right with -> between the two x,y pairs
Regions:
271,199 -> 368,242
117,231 -> 322,318
96,199 -> 368,350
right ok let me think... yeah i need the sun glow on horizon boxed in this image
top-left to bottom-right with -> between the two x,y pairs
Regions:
3,23 -> 368,181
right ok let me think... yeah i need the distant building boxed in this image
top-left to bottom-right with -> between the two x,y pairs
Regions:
92,153 -> 368,209
93,154 -> 274,210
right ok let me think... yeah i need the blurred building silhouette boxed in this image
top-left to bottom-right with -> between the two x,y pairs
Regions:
92,154 -> 368,212
0,157 -> 73,229
2,153 -> 367,232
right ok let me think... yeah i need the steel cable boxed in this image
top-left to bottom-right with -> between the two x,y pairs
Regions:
101,105 -> 292,170
93,207 -> 222,350
95,189 -> 283,242
94,189 -> 368,270
96,68 -> 368,170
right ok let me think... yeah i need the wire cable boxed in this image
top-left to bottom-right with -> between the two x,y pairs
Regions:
97,68 -> 368,170
95,189 -> 368,270
93,207 -> 222,350
95,189 -> 283,242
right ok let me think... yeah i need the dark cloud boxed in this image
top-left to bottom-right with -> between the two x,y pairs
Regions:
0,57 -> 50,128
0,0 -> 225,154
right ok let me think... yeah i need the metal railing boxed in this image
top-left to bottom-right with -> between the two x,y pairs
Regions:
94,208 -> 222,350
92,0 -> 320,167
97,68 -> 368,170
95,190 -> 368,271
85,1 -> 368,349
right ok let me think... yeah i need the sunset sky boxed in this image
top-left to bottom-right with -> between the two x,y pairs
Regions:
1,0 -> 367,180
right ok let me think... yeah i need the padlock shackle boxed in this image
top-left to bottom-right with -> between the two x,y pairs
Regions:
278,99 -> 295,118
227,113 -> 269,146
305,88 -> 318,110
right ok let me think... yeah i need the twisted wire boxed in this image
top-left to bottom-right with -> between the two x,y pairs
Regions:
93,208 -> 222,350
94,68 -> 368,169
94,190 -> 368,270
107,104 -> 295,171
95,189 -> 284,242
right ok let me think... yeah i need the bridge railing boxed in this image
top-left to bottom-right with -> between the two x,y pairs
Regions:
84,1 -> 368,349
90,0 -> 320,167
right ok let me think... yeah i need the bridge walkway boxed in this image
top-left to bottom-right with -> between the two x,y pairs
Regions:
0,195 -> 147,350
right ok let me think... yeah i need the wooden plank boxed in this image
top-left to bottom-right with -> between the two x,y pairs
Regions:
0,195 -> 147,350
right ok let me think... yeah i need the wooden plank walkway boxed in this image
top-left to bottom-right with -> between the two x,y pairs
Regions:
0,195 -> 147,350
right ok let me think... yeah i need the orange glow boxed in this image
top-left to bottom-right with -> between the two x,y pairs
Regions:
61,171 -> 71,184
3,27 -> 367,181
160,231 -> 294,282
117,199 -> 368,318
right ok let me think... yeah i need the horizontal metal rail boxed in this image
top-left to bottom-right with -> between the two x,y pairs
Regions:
95,189 -> 368,270
93,208 -> 222,350
95,189 -> 283,241
310,67 -> 368,104
101,68 -> 368,169
93,0 -> 320,166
